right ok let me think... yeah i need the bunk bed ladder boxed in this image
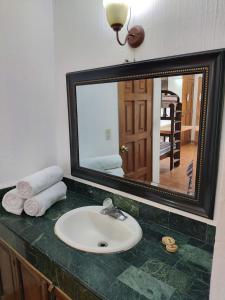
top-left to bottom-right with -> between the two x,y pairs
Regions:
169,103 -> 175,170
160,90 -> 182,171
173,102 -> 182,168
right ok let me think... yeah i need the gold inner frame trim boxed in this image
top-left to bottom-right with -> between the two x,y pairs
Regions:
75,66 -> 209,202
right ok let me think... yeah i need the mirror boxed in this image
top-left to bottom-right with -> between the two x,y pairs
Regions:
77,74 -> 202,196
67,49 -> 225,218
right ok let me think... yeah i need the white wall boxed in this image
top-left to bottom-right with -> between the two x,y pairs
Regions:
191,74 -> 202,141
210,106 -> 225,300
168,76 -> 183,100
0,0 -> 56,188
77,83 -> 119,160
152,78 -> 161,185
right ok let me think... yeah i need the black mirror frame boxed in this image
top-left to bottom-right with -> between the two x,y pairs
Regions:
66,49 -> 225,219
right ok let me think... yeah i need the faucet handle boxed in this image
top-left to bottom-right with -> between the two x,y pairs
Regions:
103,198 -> 114,209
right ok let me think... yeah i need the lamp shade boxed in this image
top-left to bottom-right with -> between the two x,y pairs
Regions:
103,0 -> 129,31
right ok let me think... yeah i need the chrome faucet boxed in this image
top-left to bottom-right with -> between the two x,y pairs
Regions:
100,198 -> 128,221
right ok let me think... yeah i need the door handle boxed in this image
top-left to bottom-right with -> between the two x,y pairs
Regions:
48,283 -> 56,300
120,145 -> 129,153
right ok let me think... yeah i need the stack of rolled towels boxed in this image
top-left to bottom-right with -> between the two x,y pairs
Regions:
2,166 -> 67,217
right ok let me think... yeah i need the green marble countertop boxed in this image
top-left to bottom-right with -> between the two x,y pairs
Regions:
0,189 -> 213,300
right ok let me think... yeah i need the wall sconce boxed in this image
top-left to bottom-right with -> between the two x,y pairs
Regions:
103,0 -> 145,48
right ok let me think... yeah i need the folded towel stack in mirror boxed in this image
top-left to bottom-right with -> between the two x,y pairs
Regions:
2,166 -> 67,217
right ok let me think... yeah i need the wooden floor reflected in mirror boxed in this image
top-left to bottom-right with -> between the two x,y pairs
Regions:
160,143 -> 197,194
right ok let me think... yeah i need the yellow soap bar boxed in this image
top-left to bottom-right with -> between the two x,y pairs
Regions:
166,244 -> 178,253
162,236 -> 175,246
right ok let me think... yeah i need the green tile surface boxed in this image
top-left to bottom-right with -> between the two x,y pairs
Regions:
118,266 -> 175,299
141,259 -> 191,293
179,245 -> 212,271
0,185 -> 214,300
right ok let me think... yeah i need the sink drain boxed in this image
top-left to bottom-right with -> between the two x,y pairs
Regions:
97,241 -> 108,248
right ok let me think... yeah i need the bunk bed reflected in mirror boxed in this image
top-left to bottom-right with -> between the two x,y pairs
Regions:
67,50 -> 225,218
155,74 -> 203,195
76,74 -> 202,196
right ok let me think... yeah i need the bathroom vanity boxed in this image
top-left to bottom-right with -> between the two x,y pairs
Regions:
0,180 -> 215,300
0,240 -> 70,300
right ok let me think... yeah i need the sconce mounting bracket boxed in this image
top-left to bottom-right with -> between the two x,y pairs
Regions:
127,25 -> 145,48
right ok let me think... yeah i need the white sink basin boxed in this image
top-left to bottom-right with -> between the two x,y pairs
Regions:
54,206 -> 142,254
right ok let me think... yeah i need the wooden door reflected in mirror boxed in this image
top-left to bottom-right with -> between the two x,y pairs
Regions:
118,79 -> 153,184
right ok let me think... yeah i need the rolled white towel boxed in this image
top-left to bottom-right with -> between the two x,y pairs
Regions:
105,168 -> 124,177
24,182 -> 67,217
17,166 -> 63,199
2,189 -> 25,215
81,155 -> 122,171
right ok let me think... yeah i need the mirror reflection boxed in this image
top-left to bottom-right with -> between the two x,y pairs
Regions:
77,73 -> 202,195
